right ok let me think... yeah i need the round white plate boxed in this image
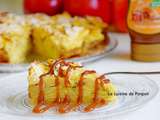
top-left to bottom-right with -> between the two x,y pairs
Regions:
0,72 -> 158,120
0,35 -> 118,72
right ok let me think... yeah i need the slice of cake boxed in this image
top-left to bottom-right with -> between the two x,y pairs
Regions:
28,59 -> 116,113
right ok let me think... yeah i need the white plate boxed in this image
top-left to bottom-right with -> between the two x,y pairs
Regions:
0,35 -> 118,72
0,72 -> 158,120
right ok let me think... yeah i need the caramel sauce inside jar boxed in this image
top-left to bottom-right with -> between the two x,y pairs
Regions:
129,30 -> 160,61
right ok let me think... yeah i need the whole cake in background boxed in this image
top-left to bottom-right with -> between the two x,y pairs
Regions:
0,12 -> 109,64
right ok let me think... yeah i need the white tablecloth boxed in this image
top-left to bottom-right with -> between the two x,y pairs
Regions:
0,33 -> 160,120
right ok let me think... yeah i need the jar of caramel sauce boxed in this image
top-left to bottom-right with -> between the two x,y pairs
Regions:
127,0 -> 160,62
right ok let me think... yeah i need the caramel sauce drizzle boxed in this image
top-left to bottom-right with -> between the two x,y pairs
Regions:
51,59 -> 65,103
64,62 -> 82,87
77,70 -> 96,105
32,73 -> 56,113
32,59 -> 110,114
84,74 -> 110,112
58,95 -> 73,113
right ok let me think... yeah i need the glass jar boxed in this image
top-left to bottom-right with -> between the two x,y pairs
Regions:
127,0 -> 160,62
